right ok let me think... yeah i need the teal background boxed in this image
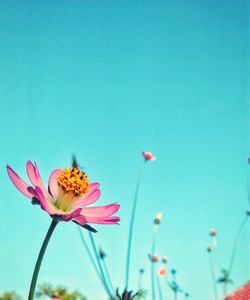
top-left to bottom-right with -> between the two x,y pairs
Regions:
0,1 -> 249,299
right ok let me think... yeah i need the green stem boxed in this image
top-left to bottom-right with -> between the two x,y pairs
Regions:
89,232 -> 114,299
247,172 -> 250,208
209,253 -> 219,300
172,274 -> 177,300
224,282 -> 227,297
77,228 -> 105,287
137,272 -> 143,292
125,161 -> 146,289
151,224 -> 158,300
156,275 -> 164,300
28,219 -> 58,300
151,263 -> 156,300
102,258 -> 115,293
228,215 -> 248,276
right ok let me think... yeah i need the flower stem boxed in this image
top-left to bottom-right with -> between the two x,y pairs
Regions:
172,273 -> 177,300
156,275 -> 164,300
77,227 -> 104,285
137,272 -> 143,292
125,161 -> 146,289
151,224 -> 158,300
223,282 -> 227,298
228,215 -> 248,276
89,232 -> 114,299
209,253 -> 219,300
102,258 -> 115,293
247,171 -> 250,208
28,219 -> 58,300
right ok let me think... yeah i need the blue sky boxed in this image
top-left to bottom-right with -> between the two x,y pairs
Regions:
0,0 -> 249,299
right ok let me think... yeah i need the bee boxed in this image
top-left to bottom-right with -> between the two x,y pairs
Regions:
72,154 -> 84,170
72,154 -> 79,168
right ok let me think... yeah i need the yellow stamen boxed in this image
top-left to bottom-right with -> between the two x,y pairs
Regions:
57,167 -> 90,196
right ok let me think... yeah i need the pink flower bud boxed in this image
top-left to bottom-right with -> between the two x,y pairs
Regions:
148,254 -> 159,262
154,213 -> 163,224
158,267 -> 167,277
162,256 -> 168,264
209,229 -> 217,236
142,151 -> 156,161
207,245 -> 212,253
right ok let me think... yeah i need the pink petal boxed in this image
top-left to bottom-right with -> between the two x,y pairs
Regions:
26,161 -> 48,197
61,208 -> 82,221
48,169 -> 61,199
84,216 -> 120,224
73,215 -> 87,225
80,203 -> 120,217
33,186 -> 83,220
6,166 -> 33,199
32,186 -> 56,215
73,185 -> 101,208
89,182 -> 100,191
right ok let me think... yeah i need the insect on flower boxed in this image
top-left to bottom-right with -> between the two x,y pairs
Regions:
7,161 -> 120,232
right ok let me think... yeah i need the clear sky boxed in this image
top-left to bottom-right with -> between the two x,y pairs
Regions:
0,1 -> 249,299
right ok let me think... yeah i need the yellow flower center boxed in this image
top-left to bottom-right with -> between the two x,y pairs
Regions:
57,167 -> 90,196
54,167 -> 90,212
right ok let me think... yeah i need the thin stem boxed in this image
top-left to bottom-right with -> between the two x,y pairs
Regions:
247,172 -> 250,208
151,225 -> 158,254
137,272 -> 143,291
28,219 -> 58,300
184,294 -> 189,300
77,228 -> 105,288
151,263 -> 156,300
209,253 -> 219,300
125,161 -> 146,289
151,225 -> 158,300
156,276 -> 164,300
228,215 -> 248,276
89,232 -> 114,299
223,282 -> 227,298
102,258 -> 115,293
212,236 -> 217,248
172,273 -> 177,300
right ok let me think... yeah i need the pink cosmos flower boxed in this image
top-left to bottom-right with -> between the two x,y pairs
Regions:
158,267 -> 167,277
7,161 -> 120,231
142,151 -> 156,161
148,254 -> 159,262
